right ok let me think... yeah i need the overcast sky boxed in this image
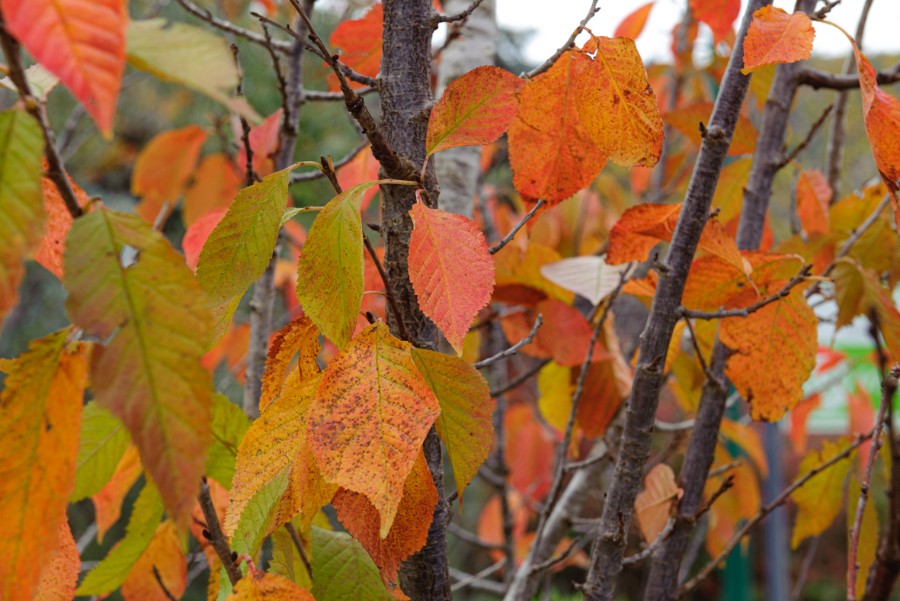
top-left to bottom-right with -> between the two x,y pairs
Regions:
499,0 -> 900,66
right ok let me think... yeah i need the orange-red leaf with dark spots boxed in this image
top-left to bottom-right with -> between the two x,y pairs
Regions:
614,2 -> 655,39
741,6 -> 815,74
426,66 -> 524,155
308,323 -> 440,536
328,2 -> 383,91
34,170 -> 90,279
509,50 -> 608,203
409,197 -> 494,352
260,316 -> 321,413
690,0 -> 741,43
0,0 -> 126,135
132,126 -> 208,223
796,169 -> 831,235
32,521 -> 79,601
333,452 -> 437,597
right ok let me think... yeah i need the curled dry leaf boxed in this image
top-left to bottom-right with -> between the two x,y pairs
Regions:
634,463 -> 682,544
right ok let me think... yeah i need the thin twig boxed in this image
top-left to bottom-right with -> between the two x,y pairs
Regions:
434,0 -> 487,24
176,0 -> 292,51
152,566 -> 178,601
791,537 -> 821,601
303,87 -> 376,101
622,519 -> 676,566
474,315 -> 543,369
290,142 -> 368,183
198,478 -> 242,586
0,20 -> 82,218
448,523 -> 505,551
364,234 -> 410,342
680,432 -> 874,597
489,358 -> 551,397
778,103 -> 833,169
526,0 -> 600,78
450,563 -> 507,594
530,535 -> 588,573
284,522 -> 313,580
681,265 -> 812,320
488,200 -> 547,255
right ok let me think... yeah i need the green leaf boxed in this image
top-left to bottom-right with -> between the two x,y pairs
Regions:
229,466 -> 290,558
410,348 -> 493,496
76,482 -> 164,595
0,108 -> 44,324
71,402 -> 130,501
126,19 -> 259,123
206,393 -> 250,489
311,527 -> 395,601
64,208 -> 214,527
295,182 -> 379,348
196,167 -> 292,340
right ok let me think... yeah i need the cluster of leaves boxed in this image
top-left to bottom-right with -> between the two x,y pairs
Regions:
1,0 -> 899,600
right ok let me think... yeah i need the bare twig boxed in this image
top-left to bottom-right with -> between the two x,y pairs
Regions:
450,562 -> 507,593
434,0 -> 487,24
474,315 -> 543,369
176,0 -> 292,51
680,265 -> 811,320
680,432 -> 874,597
778,103 -> 833,169
489,358 -> 551,397
531,535 -> 588,573
526,0 -> 599,78
791,537 -> 821,601
488,200 -> 547,254
622,519 -> 676,566
364,234 -> 410,342
796,63 -> 900,90
303,87 -> 376,101
198,479 -> 242,586
448,523 -> 505,551
290,142 -> 368,183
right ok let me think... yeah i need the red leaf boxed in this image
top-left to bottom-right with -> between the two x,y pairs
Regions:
614,2 -> 655,39
337,147 -> 380,212
690,0 -> 741,43
796,169 -> 831,235
741,6 -> 815,74
183,208 -> 227,271
0,0 -> 126,135
328,2 -> 383,90
409,196 -> 495,353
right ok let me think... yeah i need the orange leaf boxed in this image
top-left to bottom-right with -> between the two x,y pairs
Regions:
704,456 -> 760,557
614,2 -> 655,39
577,37 -> 664,168
183,208 -> 227,271
534,299 -> 609,367
683,251 -> 803,312
508,50 -> 607,203
426,66 -> 524,155
260,316 -> 322,413
93,446 -> 142,542
308,323 -> 440,537
236,109 -> 283,178
741,6 -> 815,74
333,451 -> 437,596
690,0 -> 741,43
132,125 -> 208,223
789,393 -> 820,455
409,196 -> 494,352
328,2 -> 383,91
720,288 -> 817,421
0,0 -> 126,135
0,329 -> 88,601
34,172 -> 91,279
32,520 -> 79,601
505,404 -> 555,501
122,521 -> 187,601
634,464 -> 682,544
854,46 -> 900,219
183,154 -> 242,226
226,570 -> 315,601
796,168 -> 831,235
664,101 -> 757,156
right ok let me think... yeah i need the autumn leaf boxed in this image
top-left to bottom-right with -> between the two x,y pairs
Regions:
508,50 -> 607,203
705,456 -> 760,557
77,483 -> 165,595
796,169 -> 831,235
0,109 -> 44,324
614,2 -> 655,39
410,348 -> 494,496
308,323 -> 440,537
33,168 -> 91,279
505,404 -> 555,501
791,438 -> 854,548
297,182 -> 382,348
540,256 -> 633,305
635,464 -> 682,543
64,208 -> 214,526
493,242 -> 574,305
337,147 -> 380,211
311,527 -> 396,601
260,316 -> 322,412
0,0 -> 126,134
789,393 -> 821,454
831,258 -> 900,362
32,520 -> 80,601
127,19 -> 259,122
71,402 -> 129,502
122,521 -> 187,601
537,361 -> 573,432
207,393 -> 250,489
333,452 -> 437,595
719,419 -> 768,478
534,299 -> 609,367
682,251 -> 803,312
226,570 -> 315,601
690,0 -> 740,43
426,66 -> 524,155
132,125 -> 208,223
237,109 -> 284,178
196,167 -> 292,339
183,208 -> 227,271
664,101 -> 757,156
720,288 -> 817,421
93,447 -> 142,541
328,2 -> 383,90
577,37 -> 664,167
741,6 -> 815,74
409,196 -> 495,352
0,329 -> 87,601
183,154 -> 242,226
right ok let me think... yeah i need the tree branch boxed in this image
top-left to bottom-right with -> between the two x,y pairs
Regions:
796,62 -> 900,90
176,0 -> 292,52
526,0 -> 599,78
488,200 -> 546,255
474,314 -> 542,369
198,479 -> 242,586
679,265 -> 811,320
433,0 -> 487,25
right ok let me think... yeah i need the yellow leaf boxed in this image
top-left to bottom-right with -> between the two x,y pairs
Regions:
791,438 -> 854,549
0,328 -> 87,601
537,361 -> 573,432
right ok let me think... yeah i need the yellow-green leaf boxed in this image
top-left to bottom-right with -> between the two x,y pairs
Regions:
410,347 -> 493,497
196,167 -> 292,340
64,208 -> 214,526
0,329 -> 88,601
0,109 -> 44,325
791,438 -> 854,549
311,527 -> 395,601
72,401 -> 130,501
296,182 -> 380,348
207,393 -> 250,490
